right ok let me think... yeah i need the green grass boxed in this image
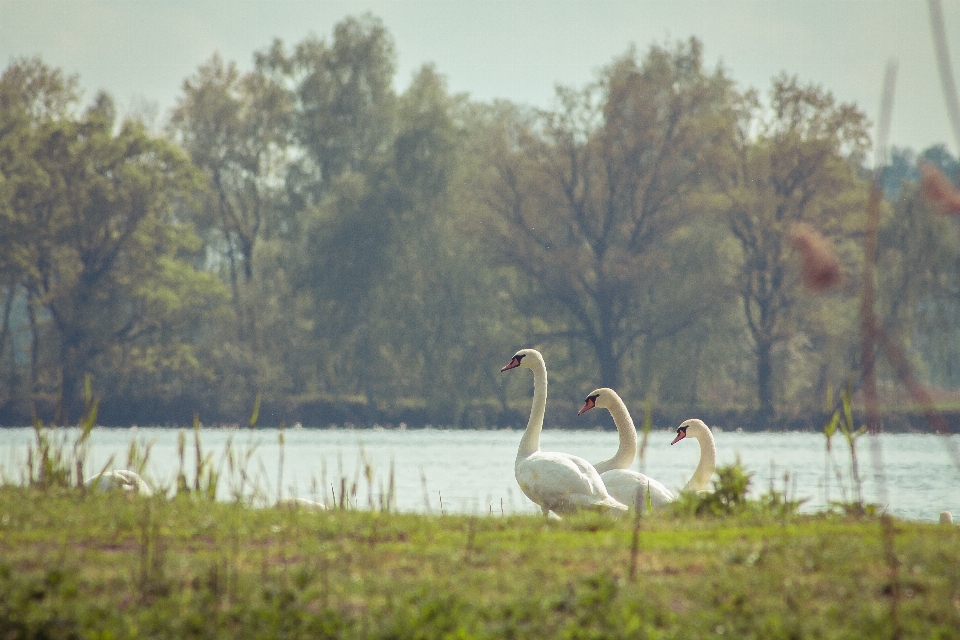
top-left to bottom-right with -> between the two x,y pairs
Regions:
2,487 -> 959,639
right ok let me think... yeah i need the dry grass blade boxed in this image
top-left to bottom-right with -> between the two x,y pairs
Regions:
928,0 -> 960,150
860,60 -> 897,508
872,320 -> 960,472
628,481 -> 643,581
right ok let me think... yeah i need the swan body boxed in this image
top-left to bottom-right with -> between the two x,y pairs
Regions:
598,470 -> 674,511
85,469 -> 152,496
277,496 -> 327,510
670,418 -> 717,493
578,387 -> 675,510
502,349 -> 627,516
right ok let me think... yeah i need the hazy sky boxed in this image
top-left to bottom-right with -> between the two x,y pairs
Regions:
2,1 -> 959,156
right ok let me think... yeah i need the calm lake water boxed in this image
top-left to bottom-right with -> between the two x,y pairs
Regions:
1,426 -> 958,522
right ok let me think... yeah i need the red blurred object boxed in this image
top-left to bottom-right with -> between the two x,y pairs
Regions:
920,162 -> 960,216
789,223 -> 841,292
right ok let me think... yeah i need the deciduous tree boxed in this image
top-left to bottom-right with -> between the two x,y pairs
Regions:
717,75 -> 869,419
0,59 -> 226,418
476,39 -> 736,389
169,53 -> 294,346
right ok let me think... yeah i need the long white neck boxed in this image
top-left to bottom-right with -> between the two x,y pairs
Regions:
592,396 -> 637,474
516,359 -> 546,459
683,425 -> 717,492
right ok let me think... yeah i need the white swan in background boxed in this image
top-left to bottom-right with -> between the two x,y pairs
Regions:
501,349 -> 627,516
85,469 -> 153,496
578,388 -> 675,510
670,418 -> 717,493
277,496 -> 328,510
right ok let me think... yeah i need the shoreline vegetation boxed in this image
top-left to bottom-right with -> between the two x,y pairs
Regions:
2,407 -> 959,637
3,487 -> 960,638
7,377 -> 960,433
5,399 -> 960,433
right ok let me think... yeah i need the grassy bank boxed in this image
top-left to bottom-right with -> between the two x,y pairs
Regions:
2,487 -> 959,639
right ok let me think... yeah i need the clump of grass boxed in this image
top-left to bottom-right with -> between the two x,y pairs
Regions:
223,434 -> 258,502
174,415 -> 220,499
821,385 -> 885,516
125,436 -> 154,481
137,496 -> 169,602
24,374 -> 111,490
669,459 -> 806,519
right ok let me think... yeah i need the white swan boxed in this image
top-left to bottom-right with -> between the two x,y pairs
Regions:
670,418 -> 717,493
501,349 -> 627,516
85,469 -> 153,496
578,388 -> 675,510
277,496 -> 328,510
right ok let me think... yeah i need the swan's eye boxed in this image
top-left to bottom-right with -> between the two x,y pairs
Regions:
515,354 -> 525,362
588,394 -> 599,402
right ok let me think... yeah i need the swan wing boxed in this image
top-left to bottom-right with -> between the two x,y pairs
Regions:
517,452 -> 627,514
600,469 -> 675,511
277,497 -> 327,510
85,469 -> 152,496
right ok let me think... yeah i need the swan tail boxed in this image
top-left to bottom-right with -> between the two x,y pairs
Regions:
598,496 -> 629,512
575,493 -> 628,512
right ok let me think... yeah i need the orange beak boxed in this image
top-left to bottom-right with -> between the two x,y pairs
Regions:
671,431 -> 686,445
578,397 -> 596,415
500,357 -> 521,372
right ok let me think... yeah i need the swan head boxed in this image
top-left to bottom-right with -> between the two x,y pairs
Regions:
577,387 -> 618,415
671,418 -> 710,445
500,348 -> 544,373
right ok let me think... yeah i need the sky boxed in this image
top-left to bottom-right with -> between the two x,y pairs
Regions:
1,0 -> 959,157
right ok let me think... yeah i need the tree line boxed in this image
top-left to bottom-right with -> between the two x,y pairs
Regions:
2,14 -> 959,429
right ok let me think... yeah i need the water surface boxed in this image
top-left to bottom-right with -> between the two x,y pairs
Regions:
1,426 -> 957,521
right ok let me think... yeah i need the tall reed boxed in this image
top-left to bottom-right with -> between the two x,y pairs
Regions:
175,415 -> 220,499
25,374 -> 106,490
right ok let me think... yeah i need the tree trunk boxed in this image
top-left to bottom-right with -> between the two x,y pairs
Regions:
0,285 -> 14,399
595,292 -> 623,390
26,289 -> 40,416
59,342 -> 79,425
225,234 -> 245,343
596,335 -> 622,390
357,298 -> 376,417
756,338 -> 775,425
636,337 -> 655,400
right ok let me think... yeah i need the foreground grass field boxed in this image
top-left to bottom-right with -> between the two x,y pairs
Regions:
1,487 -> 959,639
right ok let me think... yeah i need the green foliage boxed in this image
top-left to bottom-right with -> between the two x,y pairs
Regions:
669,460 -> 806,519
826,383 -> 868,507
672,460 -> 752,516
0,57 -> 227,416
3,17 -> 960,425
24,375 -> 103,489
1,487 -> 960,638
877,162 -> 960,389
175,417 -> 221,500
475,38 -> 737,391
715,75 -> 871,420
290,14 -> 397,192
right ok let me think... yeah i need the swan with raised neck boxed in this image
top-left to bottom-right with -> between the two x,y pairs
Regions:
579,388 -> 638,474
670,418 -> 717,492
501,349 -> 627,515
578,387 -> 675,510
